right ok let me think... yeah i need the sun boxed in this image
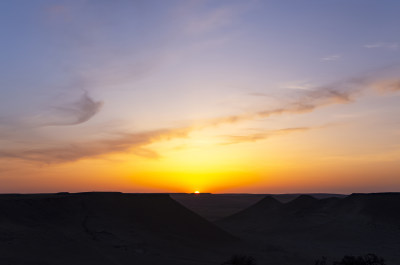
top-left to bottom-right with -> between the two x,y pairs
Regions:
194,191 -> 200,194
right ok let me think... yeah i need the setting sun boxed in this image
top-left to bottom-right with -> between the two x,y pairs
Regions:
194,191 -> 200,194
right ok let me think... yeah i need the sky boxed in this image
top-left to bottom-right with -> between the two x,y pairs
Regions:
0,0 -> 399,194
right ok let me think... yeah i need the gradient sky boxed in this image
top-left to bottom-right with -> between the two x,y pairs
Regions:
1,0 -> 399,193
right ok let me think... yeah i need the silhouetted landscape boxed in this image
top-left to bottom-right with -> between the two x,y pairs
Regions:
0,192 -> 399,264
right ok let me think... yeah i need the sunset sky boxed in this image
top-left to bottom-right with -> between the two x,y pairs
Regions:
1,0 -> 399,194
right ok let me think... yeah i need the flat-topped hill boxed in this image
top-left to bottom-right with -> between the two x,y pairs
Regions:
0,192 -> 235,265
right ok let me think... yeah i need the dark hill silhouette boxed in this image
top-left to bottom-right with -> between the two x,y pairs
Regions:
171,193 -> 345,221
234,195 -> 282,217
219,193 -> 400,227
0,192 -> 236,265
331,193 -> 400,223
216,196 -> 283,228
285,194 -> 318,208
253,195 -> 283,210
217,193 -> 400,265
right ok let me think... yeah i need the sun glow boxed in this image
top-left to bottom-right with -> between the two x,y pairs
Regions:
194,190 -> 200,194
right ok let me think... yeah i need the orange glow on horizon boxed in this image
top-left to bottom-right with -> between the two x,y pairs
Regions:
1,113 -> 399,194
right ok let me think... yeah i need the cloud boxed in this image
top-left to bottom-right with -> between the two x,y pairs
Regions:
198,66 -> 400,130
0,125 -> 316,163
38,91 -> 103,126
0,71 -> 365,164
0,91 -> 104,146
364,42 -> 399,50
220,127 -> 312,145
0,128 -> 190,163
371,79 -> 400,92
321,54 -> 342,61
202,79 -> 361,128
1,68 -> 399,164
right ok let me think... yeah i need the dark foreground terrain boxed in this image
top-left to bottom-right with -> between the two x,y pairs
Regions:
0,192 -> 238,265
218,193 -> 400,265
0,192 -> 399,265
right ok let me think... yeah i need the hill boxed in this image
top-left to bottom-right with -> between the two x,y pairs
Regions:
217,193 -> 400,265
0,192 -> 236,265
171,193 -> 345,221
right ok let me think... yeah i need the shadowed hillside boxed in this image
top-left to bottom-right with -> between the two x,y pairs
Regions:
0,192 -> 236,265
217,193 -> 400,265
171,193 -> 345,221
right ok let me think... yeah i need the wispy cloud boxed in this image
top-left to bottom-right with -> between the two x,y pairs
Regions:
364,42 -> 399,50
36,91 -> 103,126
0,72 -> 361,161
220,127 -> 312,145
1,68 -> 399,164
0,91 -> 104,145
0,128 -> 190,163
321,54 -> 342,61
0,125 -> 315,163
202,79 -> 361,128
195,66 -> 400,131
371,79 -> 400,92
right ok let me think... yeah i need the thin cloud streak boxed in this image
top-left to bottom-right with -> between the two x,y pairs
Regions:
202,78 -> 363,128
321,54 -> 342,61
204,67 -> 400,129
220,127 -> 312,145
364,42 -> 399,50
